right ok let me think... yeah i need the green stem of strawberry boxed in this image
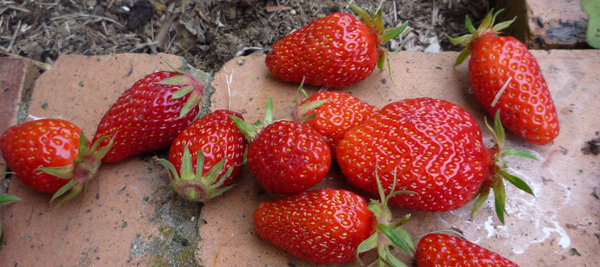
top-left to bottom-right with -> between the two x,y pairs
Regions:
471,111 -> 536,224
38,133 -> 113,206
356,169 -> 415,266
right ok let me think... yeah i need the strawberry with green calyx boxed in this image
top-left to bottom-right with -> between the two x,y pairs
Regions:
253,172 -> 414,265
471,111 -> 536,224
155,110 -> 246,202
230,98 -> 331,194
265,4 -> 408,88
93,69 -> 207,163
449,9 -> 559,145
416,232 -> 519,266
0,119 -> 113,205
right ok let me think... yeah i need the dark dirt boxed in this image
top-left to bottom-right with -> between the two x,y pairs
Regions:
1,0 -> 494,74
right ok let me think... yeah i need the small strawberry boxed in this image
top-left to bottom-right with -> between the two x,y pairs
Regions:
416,233 -> 519,267
294,90 -> 379,153
336,97 -> 535,223
93,70 -> 205,163
449,9 -> 559,145
155,110 -> 246,201
231,98 -> 331,194
0,119 -> 111,203
265,5 -> 407,88
254,179 -> 415,265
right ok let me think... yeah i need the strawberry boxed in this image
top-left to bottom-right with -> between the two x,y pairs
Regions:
0,119 -> 111,203
294,90 -> 379,153
416,233 -> 519,266
155,110 -> 246,201
93,70 -> 205,163
449,9 -> 559,145
336,97 -> 535,223
254,183 -> 415,265
265,5 -> 407,88
231,98 -> 331,194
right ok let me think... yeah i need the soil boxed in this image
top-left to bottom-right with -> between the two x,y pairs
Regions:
1,0 -> 494,74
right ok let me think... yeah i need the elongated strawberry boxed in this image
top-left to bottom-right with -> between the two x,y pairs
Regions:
449,9 -> 559,145
336,97 -> 535,223
254,179 -> 415,265
294,90 -> 379,153
265,5 -> 407,88
416,233 -> 519,266
155,110 -> 246,201
93,70 -> 205,163
0,119 -> 111,203
231,98 -> 331,194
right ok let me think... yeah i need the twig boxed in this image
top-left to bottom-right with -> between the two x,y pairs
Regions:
492,77 -> 512,107
6,19 -> 21,53
51,13 -> 124,28
0,51 -> 52,71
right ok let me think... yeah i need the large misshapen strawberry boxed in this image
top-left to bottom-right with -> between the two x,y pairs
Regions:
93,69 -> 206,163
0,118 -> 112,204
337,97 -> 535,223
265,5 -> 407,88
155,110 -> 246,202
449,9 -> 559,145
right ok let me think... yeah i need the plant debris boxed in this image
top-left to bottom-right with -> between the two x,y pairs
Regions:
0,0 -> 492,74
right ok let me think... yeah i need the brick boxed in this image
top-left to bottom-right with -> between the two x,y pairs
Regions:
0,57 -> 39,189
201,50 -> 600,266
0,53 -> 204,266
499,0 -> 589,48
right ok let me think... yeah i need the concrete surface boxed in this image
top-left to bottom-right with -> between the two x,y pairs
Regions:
0,49 -> 598,266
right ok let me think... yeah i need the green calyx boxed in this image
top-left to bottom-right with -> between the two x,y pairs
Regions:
157,67 -> 206,119
471,111 -> 536,224
349,4 -> 408,71
448,9 -> 516,66
229,96 -> 279,142
290,78 -> 328,123
155,146 -> 235,202
38,132 -> 114,206
356,169 -> 416,266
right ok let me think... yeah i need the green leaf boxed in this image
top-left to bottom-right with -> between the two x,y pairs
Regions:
447,34 -> 472,46
350,4 -> 372,26
500,170 -> 535,196
356,233 -> 378,265
493,110 -> 505,148
393,227 -> 415,251
377,52 -> 386,70
492,17 -> 517,33
156,75 -> 189,86
229,115 -> 256,141
454,49 -> 471,66
382,21 -> 408,42
492,179 -> 507,224
50,180 -> 76,203
465,15 -> 475,33
471,186 -> 490,219
179,91 -> 202,118
385,246 -> 408,267
0,194 -> 19,205
154,156 -> 180,181
501,148 -> 537,160
377,224 -> 412,254
582,0 -> 600,48
171,85 -> 194,99
180,146 -> 195,180
264,97 -> 274,125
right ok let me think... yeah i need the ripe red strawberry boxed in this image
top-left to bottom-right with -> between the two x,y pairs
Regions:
336,97 -> 535,223
254,186 -> 414,265
265,5 -> 407,88
450,10 -> 559,145
294,90 -> 379,153
231,98 -> 331,194
93,70 -> 205,163
155,110 -> 246,201
416,233 -> 519,266
0,119 -> 111,203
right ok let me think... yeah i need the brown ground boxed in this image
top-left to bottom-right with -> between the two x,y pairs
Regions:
0,0 -> 493,74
